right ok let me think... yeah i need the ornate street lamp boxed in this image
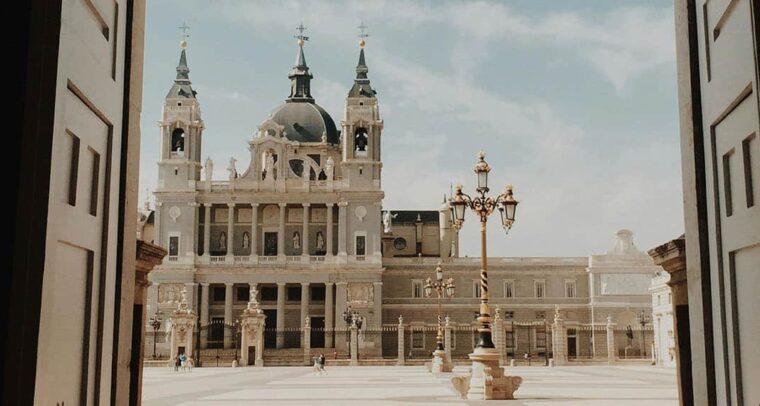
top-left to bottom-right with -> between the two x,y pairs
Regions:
425,264 -> 455,353
638,310 -> 650,357
233,319 -> 241,363
150,311 -> 162,359
342,306 -> 354,358
425,264 -> 455,373
449,151 -> 518,351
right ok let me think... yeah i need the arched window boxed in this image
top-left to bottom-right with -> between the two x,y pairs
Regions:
354,127 -> 368,156
171,128 -> 185,154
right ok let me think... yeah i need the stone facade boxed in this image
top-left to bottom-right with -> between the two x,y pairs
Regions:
650,270 -> 675,367
147,38 -> 660,364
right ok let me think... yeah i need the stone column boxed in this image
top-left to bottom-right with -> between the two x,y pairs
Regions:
350,325 -> 358,366
303,316 -> 311,365
276,282 -> 286,348
224,283 -> 234,348
335,282 -> 348,352
551,310 -> 567,366
301,282 -> 310,348
302,203 -> 310,257
397,315 -> 405,366
372,282 -> 383,357
325,282 -> 334,348
444,316 -> 453,366
278,203 -> 286,258
606,316 -> 616,365
326,203 -> 334,256
226,203 -> 235,259
337,201 -> 348,260
189,203 -> 200,257
372,282 -> 383,328
203,203 -> 211,258
200,283 -> 209,348
250,203 -> 258,258
185,282 -> 198,313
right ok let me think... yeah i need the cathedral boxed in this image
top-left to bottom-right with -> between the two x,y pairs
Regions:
146,34 -> 662,365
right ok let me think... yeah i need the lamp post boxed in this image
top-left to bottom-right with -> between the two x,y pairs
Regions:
342,306 -> 356,358
425,263 -> 455,373
150,311 -> 162,359
233,319 -> 241,363
449,151 -> 519,399
638,310 -> 650,357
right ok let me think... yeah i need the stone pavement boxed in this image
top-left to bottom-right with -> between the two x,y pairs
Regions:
142,365 -> 677,405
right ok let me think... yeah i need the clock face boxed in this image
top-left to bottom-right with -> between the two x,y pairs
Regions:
393,237 -> 407,251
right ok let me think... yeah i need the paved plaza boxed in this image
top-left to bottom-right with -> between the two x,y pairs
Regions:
142,365 -> 678,405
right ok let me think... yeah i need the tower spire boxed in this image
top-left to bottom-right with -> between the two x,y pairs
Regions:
349,21 -> 375,98
166,22 -> 197,99
287,22 -> 314,102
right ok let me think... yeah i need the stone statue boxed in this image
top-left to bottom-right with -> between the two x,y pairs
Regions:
242,232 -> 250,249
227,157 -> 238,181
316,231 -> 325,251
219,232 -> 227,251
553,304 -> 561,322
204,157 -> 213,182
382,211 -> 398,234
324,156 -> 334,180
292,231 -> 301,250
321,131 -> 327,143
625,325 -> 634,347
249,286 -> 259,307
264,152 -> 275,181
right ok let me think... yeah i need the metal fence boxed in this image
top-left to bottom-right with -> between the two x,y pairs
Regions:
506,321 -> 552,364
613,326 -> 654,359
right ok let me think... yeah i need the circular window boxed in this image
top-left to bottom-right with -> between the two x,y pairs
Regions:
393,238 -> 407,251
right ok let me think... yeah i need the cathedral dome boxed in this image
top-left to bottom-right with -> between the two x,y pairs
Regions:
269,101 -> 340,144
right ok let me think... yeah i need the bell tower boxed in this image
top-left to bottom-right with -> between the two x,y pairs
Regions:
157,35 -> 204,191
341,30 -> 383,190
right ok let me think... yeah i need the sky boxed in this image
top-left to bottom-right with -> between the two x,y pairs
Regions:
139,0 -> 683,258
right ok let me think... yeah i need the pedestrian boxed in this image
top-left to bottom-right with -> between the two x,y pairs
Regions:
318,353 -> 327,375
312,355 -> 320,374
180,352 -> 187,371
174,353 -> 181,372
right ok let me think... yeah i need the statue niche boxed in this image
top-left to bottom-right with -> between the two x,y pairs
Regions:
171,128 -> 185,153
354,127 -> 368,156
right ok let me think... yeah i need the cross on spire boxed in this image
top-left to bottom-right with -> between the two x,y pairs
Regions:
178,21 -> 190,41
358,21 -> 369,40
294,22 -> 309,43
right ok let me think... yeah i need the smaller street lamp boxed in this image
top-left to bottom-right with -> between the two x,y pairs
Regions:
150,311 -> 162,359
638,310 -> 650,357
425,263 -> 455,372
342,306 -> 355,358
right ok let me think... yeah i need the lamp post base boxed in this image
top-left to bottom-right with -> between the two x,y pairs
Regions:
431,349 -> 453,373
459,347 -> 522,400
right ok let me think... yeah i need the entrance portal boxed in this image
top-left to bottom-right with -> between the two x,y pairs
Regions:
264,232 -> 278,256
247,346 -> 256,366
311,317 -> 325,348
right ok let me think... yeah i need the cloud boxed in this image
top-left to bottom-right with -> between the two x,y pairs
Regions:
194,84 -> 252,102
140,0 -> 683,257
209,1 -> 675,91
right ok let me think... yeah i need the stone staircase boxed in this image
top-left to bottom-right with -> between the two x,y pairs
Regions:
262,348 -> 309,366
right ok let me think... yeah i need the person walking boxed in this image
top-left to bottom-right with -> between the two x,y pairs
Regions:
312,355 -> 320,374
174,353 -> 181,372
318,353 -> 327,375
179,352 -> 187,371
